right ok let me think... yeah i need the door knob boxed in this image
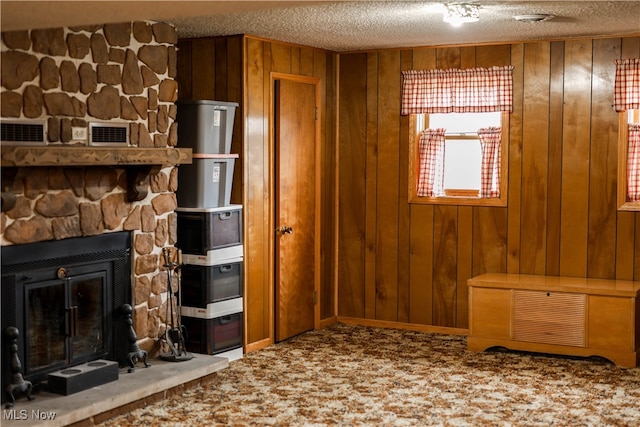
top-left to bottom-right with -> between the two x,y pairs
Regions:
276,225 -> 293,235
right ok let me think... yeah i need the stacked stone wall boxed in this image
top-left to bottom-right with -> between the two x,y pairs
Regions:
1,21 -> 181,355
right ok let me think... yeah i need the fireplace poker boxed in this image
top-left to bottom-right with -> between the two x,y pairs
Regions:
159,247 -> 193,362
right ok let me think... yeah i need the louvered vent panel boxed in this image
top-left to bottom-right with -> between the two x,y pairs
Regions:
513,290 -> 586,347
90,123 -> 128,146
1,121 -> 45,145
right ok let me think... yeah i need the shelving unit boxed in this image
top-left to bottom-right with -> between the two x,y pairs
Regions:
175,100 -> 244,361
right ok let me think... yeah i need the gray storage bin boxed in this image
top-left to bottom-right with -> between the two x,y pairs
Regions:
177,157 -> 236,208
177,100 -> 238,154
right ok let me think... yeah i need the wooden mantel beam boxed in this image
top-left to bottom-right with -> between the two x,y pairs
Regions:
0,146 -> 192,167
1,146 -> 193,205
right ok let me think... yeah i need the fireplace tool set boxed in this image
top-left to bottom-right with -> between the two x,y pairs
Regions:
160,247 -> 194,362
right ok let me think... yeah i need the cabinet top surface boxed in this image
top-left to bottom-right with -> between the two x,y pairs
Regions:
468,273 -> 640,297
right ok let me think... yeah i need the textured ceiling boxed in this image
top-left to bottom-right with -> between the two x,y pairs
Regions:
170,1 -> 640,51
2,1 -> 639,52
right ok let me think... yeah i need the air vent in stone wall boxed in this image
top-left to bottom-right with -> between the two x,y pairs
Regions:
89,122 -> 129,146
0,120 -> 46,146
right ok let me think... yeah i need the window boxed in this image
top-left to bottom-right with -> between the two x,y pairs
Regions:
402,66 -> 513,206
618,109 -> 640,210
432,111 -> 501,197
409,112 -> 509,206
614,58 -> 640,211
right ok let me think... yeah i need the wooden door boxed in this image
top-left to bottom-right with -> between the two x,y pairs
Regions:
274,77 -> 318,341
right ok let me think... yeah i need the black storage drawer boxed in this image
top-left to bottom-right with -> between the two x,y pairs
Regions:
176,205 -> 242,255
181,259 -> 243,307
182,312 -> 243,355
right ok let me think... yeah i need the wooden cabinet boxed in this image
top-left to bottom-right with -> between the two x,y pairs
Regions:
468,273 -> 640,368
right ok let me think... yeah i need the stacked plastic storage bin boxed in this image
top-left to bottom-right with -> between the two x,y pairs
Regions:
175,100 -> 244,362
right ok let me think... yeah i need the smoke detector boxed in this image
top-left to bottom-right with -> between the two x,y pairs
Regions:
514,14 -> 554,22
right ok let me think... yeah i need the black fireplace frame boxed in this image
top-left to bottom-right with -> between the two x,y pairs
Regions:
1,232 -> 132,395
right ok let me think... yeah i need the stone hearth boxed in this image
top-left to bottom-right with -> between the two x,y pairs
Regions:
1,354 -> 228,427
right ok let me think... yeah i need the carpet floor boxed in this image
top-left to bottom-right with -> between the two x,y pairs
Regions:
99,322 -> 640,426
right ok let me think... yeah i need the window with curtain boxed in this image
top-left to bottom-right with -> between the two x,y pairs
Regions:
403,65 -> 513,206
615,58 -> 640,211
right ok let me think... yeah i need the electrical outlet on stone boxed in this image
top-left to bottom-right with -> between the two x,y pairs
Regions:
72,126 -> 88,142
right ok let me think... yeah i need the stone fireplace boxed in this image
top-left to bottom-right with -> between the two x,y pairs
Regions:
1,19 -> 191,398
1,232 -> 131,391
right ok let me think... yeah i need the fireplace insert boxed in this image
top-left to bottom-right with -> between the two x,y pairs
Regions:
1,232 -> 132,396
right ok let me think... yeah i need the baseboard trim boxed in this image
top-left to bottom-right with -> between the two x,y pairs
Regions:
244,317 -> 466,354
336,316 -> 469,336
319,316 -> 337,329
245,337 -> 272,353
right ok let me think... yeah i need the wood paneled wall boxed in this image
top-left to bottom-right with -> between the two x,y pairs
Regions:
177,36 -> 337,349
338,36 -> 640,330
243,38 -> 337,347
176,35 -> 245,204
178,34 -> 640,347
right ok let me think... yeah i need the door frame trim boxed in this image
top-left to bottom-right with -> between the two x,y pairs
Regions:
269,72 -> 322,340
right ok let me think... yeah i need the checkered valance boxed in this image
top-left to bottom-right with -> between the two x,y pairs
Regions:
614,58 -> 640,112
401,65 -> 514,115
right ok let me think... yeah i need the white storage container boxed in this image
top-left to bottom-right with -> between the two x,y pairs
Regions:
182,246 -> 243,265
181,297 -> 244,319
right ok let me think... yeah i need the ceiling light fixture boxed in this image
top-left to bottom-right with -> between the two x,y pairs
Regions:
443,3 -> 480,27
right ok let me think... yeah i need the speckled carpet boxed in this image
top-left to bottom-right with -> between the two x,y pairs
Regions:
100,323 -> 640,426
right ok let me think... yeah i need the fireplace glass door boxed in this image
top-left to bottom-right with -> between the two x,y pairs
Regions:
24,269 -> 108,377
25,281 -> 66,373
71,273 -> 106,358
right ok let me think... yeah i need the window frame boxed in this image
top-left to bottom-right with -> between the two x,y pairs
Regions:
408,112 -> 509,206
617,110 -> 640,211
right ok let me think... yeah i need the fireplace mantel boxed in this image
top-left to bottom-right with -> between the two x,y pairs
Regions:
1,146 -> 192,206
1,146 -> 192,168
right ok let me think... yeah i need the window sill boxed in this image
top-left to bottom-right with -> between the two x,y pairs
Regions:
618,201 -> 640,212
409,195 -> 507,207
